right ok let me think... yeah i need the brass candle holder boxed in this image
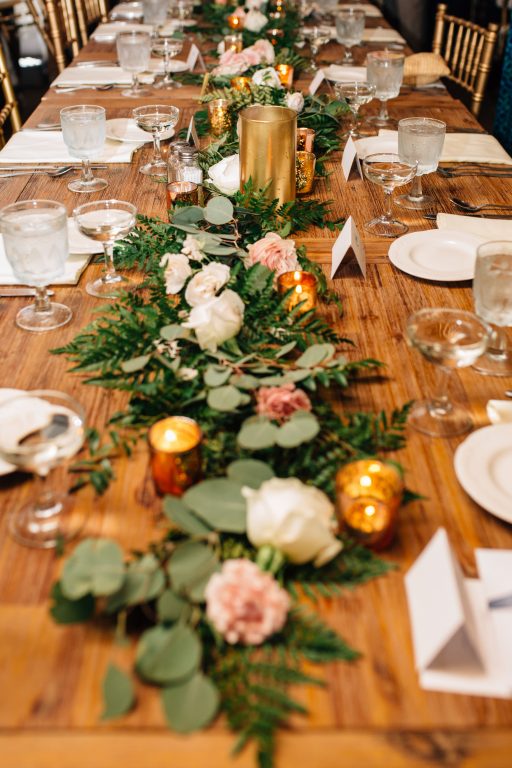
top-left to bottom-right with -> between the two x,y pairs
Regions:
208,98 -> 232,136
296,127 -> 315,152
166,181 -> 199,219
148,416 -> 202,496
335,459 -> 404,551
275,63 -> 294,89
231,76 -> 252,91
224,33 -> 243,54
296,151 -> 316,194
227,13 -> 242,29
277,270 -> 317,313
266,28 -> 285,46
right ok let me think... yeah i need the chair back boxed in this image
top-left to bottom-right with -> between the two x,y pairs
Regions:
0,44 -> 21,147
32,0 -> 81,73
75,0 -> 108,45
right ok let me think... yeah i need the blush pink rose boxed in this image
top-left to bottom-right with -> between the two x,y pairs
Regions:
205,559 -> 290,645
256,383 -> 312,423
212,50 -> 253,76
242,46 -> 263,66
250,38 -> 275,64
245,232 -> 300,276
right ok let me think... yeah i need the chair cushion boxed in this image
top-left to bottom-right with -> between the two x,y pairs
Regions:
403,52 -> 450,86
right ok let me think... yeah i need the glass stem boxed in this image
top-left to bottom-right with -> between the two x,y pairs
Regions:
103,242 -> 117,281
379,100 -> 389,121
34,286 -> 51,313
33,472 -> 59,518
163,52 -> 171,83
430,368 -> 453,416
488,327 -> 509,358
132,72 -> 139,92
153,132 -> 162,163
382,188 -> 393,222
409,175 -> 423,200
81,158 -> 94,184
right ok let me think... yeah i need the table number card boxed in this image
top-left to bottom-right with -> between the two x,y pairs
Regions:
309,69 -> 325,96
341,137 -> 358,181
331,216 -> 366,278
186,43 -> 201,72
186,116 -> 200,148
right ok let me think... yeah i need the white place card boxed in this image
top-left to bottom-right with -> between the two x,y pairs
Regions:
186,115 -> 200,148
341,136 -> 357,181
186,43 -> 200,72
308,69 -> 325,96
331,216 -> 366,278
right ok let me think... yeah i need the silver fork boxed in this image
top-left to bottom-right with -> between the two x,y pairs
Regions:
450,197 -> 512,213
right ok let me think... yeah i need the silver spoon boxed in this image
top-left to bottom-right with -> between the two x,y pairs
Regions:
450,197 -> 512,213
53,84 -> 116,93
0,166 -> 76,178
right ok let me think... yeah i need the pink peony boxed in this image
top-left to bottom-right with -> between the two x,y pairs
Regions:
205,559 -> 290,645
212,50 -> 253,76
245,232 -> 300,277
250,38 -> 275,64
256,383 -> 312,423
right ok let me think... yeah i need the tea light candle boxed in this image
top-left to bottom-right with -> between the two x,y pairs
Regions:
227,13 -> 242,29
208,98 -> 232,136
296,127 -> 315,152
166,181 -> 199,218
231,76 -> 252,91
224,33 -> 243,54
266,28 -> 285,46
148,416 -> 202,496
275,63 -> 294,89
277,270 -> 317,313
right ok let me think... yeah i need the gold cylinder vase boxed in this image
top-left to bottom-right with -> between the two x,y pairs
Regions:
239,105 -> 297,205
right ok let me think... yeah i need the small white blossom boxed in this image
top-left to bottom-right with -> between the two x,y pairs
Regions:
285,91 -> 305,113
244,9 -> 268,32
160,252 -> 192,295
252,67 -> 282,89
177,367 -> 199,381
181,235 -> 206,262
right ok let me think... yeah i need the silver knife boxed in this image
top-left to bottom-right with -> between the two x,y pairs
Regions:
0,288 -> 55,296
75,60 -> 118,68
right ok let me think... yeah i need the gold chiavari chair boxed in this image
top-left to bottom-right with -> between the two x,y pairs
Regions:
432,3 -> 498,117
25,0 -> 81,73
74,0 -> 108,46
0,42 -> 21,147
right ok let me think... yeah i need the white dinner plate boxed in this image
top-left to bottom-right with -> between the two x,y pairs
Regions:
106,118 -> 175,143
388,229 -> 485,282
454,424 -> 512,524
323,65 -> 367,83
0,389 -> 25,476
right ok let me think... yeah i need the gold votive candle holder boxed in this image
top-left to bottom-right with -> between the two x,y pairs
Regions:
335,459 -> 404,551
296,127 -> 315,152
266,28 -> 285,46
224,33 -> 243,54
227,12 -> 242,29
208,98 -> 232,136
277,270 -> 317,313
275,63 -> 294,89
167,181 -> 199,219
148,417 -> 202,496
296,151 -> 316,195
231,76 -> 252,91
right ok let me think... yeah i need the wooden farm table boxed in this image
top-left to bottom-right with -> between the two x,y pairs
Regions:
1,11 -> 512,768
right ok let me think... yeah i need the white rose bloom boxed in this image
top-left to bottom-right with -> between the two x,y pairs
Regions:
183,289 -> 245,351
217,40 -> 226,55
182,235 -> 206,262
243,478 -> 342,567
177,367 -> 199,381
160,252 -> 192,295
208,154 -> 240,196
285,91 -> 305,113
252,67 -> 282,89
244,9 -> 268,32
246,0 -> 266,9
185,262 -> 231,307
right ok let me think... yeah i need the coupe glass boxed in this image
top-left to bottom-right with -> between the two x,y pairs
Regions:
0,390 -> 86,548
473,241 -> 512,376
334,81 -> 375,138
307,26 -> 331,71
406,308 -> 490,437
335,7 -> 365,65
116,30 -> 152,97
152,37 -> 183,89
132,105 -> 180,176
0,200 -> 72,331
396,117 -> 446,210
60,104 -> 107,193
362,152 -> 416,237
74,199 -> 137,298
367,51 -> 404,127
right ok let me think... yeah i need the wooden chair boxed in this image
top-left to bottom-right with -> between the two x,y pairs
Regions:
25,0 -> 81,73
74,0 -> 108,46
432,3 -> 498,117
0,42 -> 21,147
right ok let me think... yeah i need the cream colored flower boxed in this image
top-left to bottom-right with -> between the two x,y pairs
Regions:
208,154 -> 240,196
183,289 -> 244,351
185,263 -> 231,307
160,252 -> 192,295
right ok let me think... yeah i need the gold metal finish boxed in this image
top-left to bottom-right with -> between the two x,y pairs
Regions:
42,0 -> 81,72
0,44 -> 21,147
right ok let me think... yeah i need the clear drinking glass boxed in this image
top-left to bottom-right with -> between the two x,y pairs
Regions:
362,152 -> 416,237
74,199 -> 137,299
308,26 -> 331,71
0,390 -> 86,548
132,105 -> 180,176
60,105 -> 107,193
0,200 -> 72,331
406,308 -> 490,437
116,30 -> 152,97
473,241 -> 512,376
334,81 -> 375,138
143,0 -> 168,26
152,37 -> 183,89
396,117 -> 446,210
367,51 -> 404,127
335,7 -> 365,65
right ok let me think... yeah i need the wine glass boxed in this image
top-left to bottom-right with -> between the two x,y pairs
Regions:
152,37 -> 183,89
362,153 -> 416,237
473,241 -> 512,376
132,105 -> 180,176
60,105 -> 107,194
335,7 -> 365,65
0,390 -> 86,548
367,51 -> 404,127
307,26 -> 331,71
74,199 -> 137,299
406,308 -> 490,437
334,81 -> 375,139
116,31 -> 152,97
0,200 -> 72,332
396,117 -> 446,210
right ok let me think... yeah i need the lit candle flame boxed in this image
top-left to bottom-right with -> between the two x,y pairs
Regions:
293,271 -> 301,281
295,285 -> 303,294
364,505 -> 376,517
164,429 -> 177,444
360,475 -> 372,487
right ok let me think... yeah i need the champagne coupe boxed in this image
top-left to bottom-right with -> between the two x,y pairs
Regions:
0,200 -> 72,332
396,117 -> 446,210
0,390 -> 86,548
473,241 -> 512,376
116,30 -> 152,97
152,37 -> 184,89
307,26 -> 331,71
132,105 -> 180,176
74,199 -> 137,298
335,7 -> 365,65
367,51 -> 404,127
60,104 -> 107,193
406,308 -> 490,437
362,152 -> 416,237
334,81 -> 375,139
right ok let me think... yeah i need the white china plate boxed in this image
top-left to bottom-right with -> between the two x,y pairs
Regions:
106,118 -> 175,143
323,65 -> 367,83
454,424 -> 512,524
388,229 -> 485,281
0,389 -> 25,476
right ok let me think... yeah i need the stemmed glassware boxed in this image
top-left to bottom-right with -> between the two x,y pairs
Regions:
0,390 -> 86,548
334,81 -> 375,139
362,152 -> 416,237
307,26 -> 331,71
396,117 -> 446,210
74,199 -> 137,299
116,30 -> 152,97
152,37 -> 184,89
473,241 -> 512,376
406,308 -> 490,437
335,7 -> 365,65
0,200 -> 72,331
367,51 -> 404,127
132,105 -> 180,176
60,105 -> 107,193
143,0 -> 168,27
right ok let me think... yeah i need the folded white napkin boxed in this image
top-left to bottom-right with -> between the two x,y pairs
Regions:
487,400 -> 512,424
0,388 -> 25,474
324,65 -> 367,82
52,66 -> 132,86
91,22 -> 153,41
437,213 -> 512,239
357,3 -> 382,17
109,2 -> 143,20
0,131 -> 139,164
363,27 -> 405,43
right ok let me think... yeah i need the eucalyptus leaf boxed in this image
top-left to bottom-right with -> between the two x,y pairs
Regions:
296,343 -> 335,368
121,355 -> 151,374
207,385 -> 244,412
259,374 -> 287,386
171,205 -> 205,225
49,582 -> 95,625
61,539 -> 125,600
229,373 -> 259,390
275,340 -> 297,359
203,364 -> 231,388
106,555 -> 165,613
284,369 -> 312,383
227,459 -> 275,489
237,418 -> 279,450
101,663 -> 135,721
136,624 -> 201,685
204,196 -> 234,225
170,222 -> 205,235
183,479 -> 247,533
276,411 -> 320,448
202,245 -> 238,256
157,589 -> 190,623
162,673 -> 219,733
160,324 -> 193,341
163,496 -> 212,536
167,541 -> 219,598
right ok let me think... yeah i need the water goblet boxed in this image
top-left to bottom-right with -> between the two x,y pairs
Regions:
0,390 -> 86,548
362,152 -> 416,237
335,7 -> 365,65
116,30 -> 152,97
152,37 -> 183,89
334,81 -> 375,139
0,200 -> 72,331
74,199 -> 137,299
132,105 -> 180,177
406,308 -> 490,437
143,0 -> 168,27
473,241 -> 512,376
396,117 -> 446,210
367,51 -> 404,127
60,104 -> 107,193
307,26 -> 331,71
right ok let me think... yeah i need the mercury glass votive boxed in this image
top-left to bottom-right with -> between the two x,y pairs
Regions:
275,63 -> 294,89
266,28 -> 285,46
231,76 -> 252,91
296,127 -> 315,152
148,416 -> 202,496
208,98 -> 232,136
166,181 -> 199,219
224,33 -> 243,53
277,270 -> 317,313
296,150 -> 316,194
335,459 -> 404,550
227,13 -> 242,29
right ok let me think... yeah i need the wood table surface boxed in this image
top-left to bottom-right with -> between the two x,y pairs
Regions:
1,9 -> 512,768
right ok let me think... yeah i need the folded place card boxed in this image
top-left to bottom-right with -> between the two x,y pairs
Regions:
187,43 -> 201,72
331,216 -> 366,278
341,136 -> 358,181
309,69 -> 325,96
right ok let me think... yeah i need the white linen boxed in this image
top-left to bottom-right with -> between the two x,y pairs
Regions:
109,2 -> 143,20
91,22 -> 153,42
0,131 -> 140,164
52,66 -> 132,86
362,27 -> 405,43
437,213 -> 512,239
323,65 -> 367,82
487,400 -> 512,424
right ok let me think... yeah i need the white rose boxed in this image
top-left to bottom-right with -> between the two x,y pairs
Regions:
217,41 -> 226,55
160,252 -> 192,295
183,289 -> 244,351
208,154 -> 240,196
181,235 -> 206,262
243,478 -> 342,567
185,263 -> 231,307
246,0 -> 266,9
244,9 -> 268,32
252,67 -> 282,89
285,91 -> 305,113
